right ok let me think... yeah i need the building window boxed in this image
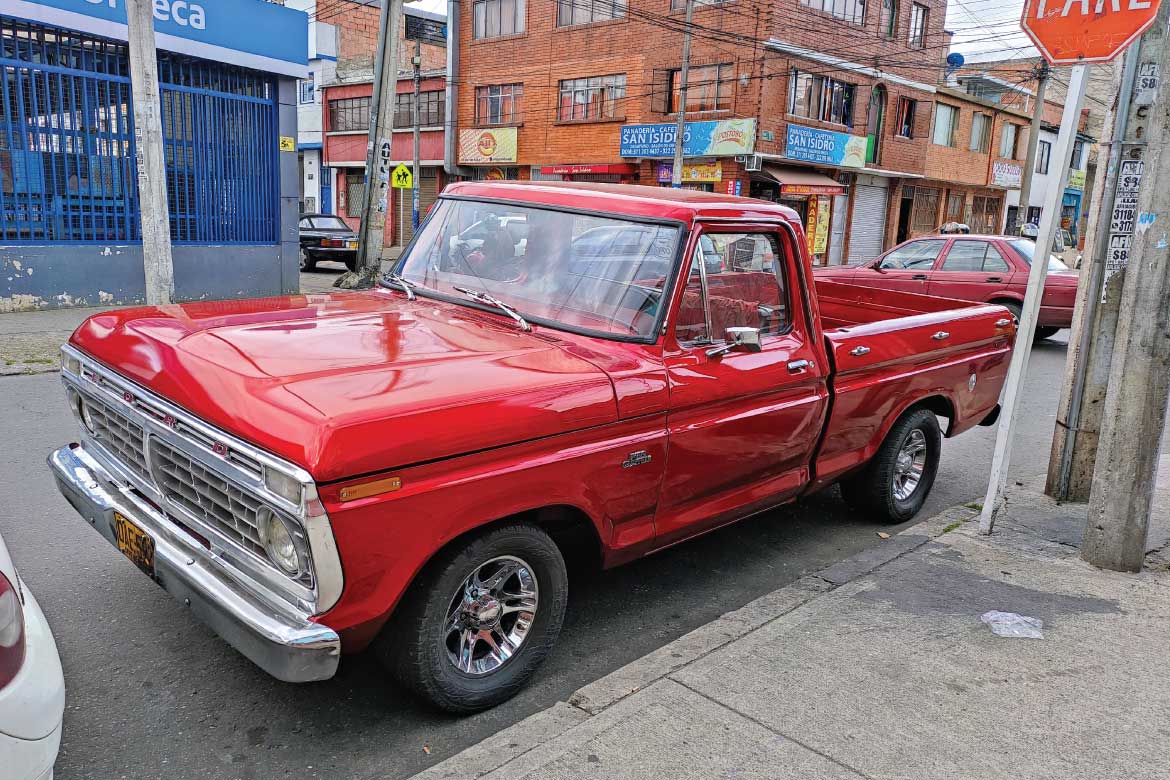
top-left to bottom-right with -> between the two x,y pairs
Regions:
345,172 -> 366,218
670,0 -> 732,8
880,0 -> 897,37
789,69 -> 857,127
1036,139 -> 1051,173
970,112 -> 991,153
945,191 -> 965,223
931,103 -> 958,147
1000,122 -> 1019,159
475,83 -> 524,125
670,63 -> 734,113
394,90 -> 446,127
895,97 -> 917,138
473,0 -> 526,39
911,188 -> 942,234
329,97 -> 371,132
800,0 -> 866,24
557,0 -> 626,26
299,73 -> 315,104
909,2 -> 928,48
558,74 -> 626,121
1072,138 -> 1085,168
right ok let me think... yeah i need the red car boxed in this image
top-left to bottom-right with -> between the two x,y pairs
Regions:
49,183 -> 1014,713
815,235 -> 1078,340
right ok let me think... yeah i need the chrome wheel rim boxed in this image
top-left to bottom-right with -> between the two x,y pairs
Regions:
443,555 -> 538,676
892,428 -> 927,501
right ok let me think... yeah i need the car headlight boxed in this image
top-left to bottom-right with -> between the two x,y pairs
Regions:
61,350 -> 81,375
263,466 -> 303,507
73,392 -> 96,434
258,507 -> 301,576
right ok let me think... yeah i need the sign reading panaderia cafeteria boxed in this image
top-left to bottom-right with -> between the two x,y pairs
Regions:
12,0 -> 308,76
619,119 -> 756,158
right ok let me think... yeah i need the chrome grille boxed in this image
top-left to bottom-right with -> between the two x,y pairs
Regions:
85,395 -> 150,480
149,439 -> 267,559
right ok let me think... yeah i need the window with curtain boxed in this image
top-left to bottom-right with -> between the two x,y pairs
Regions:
475,84 -> 524,125
670,64 -> 734,113
789,70 -> 857,127
557,74 -> 627,121
932,103 -> 958,147
895,97 -> 917,137
473,0 -> 526,39
970,113 -> 991,153
1000,123 -> 1019,158
556,0 -> 626,26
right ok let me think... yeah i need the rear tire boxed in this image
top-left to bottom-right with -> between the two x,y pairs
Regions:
380,523 -> 568,714
1034,326 -> 1060,341
299,248 -> 316,272
840,408 -> 942,524
344,257 -> 357,272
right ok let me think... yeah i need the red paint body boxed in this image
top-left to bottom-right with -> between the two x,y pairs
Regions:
814,235 -> 1079,328
69,183 -> 1015,653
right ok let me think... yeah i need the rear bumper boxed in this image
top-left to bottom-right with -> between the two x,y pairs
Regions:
305,247 -> 357,260
1038,305 -> 1073,328
49,444 -> 340,683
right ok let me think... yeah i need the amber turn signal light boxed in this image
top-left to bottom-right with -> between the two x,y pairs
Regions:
339,476 -> 402,502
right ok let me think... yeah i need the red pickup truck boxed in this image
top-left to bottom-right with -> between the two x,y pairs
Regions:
50,183 -> 1013,713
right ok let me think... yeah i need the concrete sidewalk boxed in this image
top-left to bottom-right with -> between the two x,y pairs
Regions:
415,464 -> 1170,780
0,305 -> 117,375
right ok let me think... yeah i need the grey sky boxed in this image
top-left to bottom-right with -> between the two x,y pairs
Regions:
945,0 -> 1039,58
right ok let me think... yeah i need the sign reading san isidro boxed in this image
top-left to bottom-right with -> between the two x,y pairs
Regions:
619,120 -> 756,158
11,0 -> 309,76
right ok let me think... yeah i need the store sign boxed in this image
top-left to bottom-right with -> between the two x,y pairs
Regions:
784,124 -> 867,168
459,128 -> 518,165
781,183 -> 844,196
619,119 -> 756,158
806,195 -> 830,255
540,164 -> 635,175
1067,169 -> 1087,191
656,161 -> 723,183
992,161 -> 1023,188
14,0 -> 308,76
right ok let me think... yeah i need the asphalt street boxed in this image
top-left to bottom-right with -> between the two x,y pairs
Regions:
1,283 -> 1075,779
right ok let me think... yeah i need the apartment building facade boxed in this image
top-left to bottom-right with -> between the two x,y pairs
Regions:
454,0 -> 950,264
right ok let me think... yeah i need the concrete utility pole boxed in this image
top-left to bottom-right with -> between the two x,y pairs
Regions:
979,63 -> 1090,535
412,38 -> 422,231
1048,4 -> 1168,502
1081,30 -> 1170,572
337,0 -> 403,290
1016,62 -> 1050,231
670,0 -> 695,188
125,0 -> 174,305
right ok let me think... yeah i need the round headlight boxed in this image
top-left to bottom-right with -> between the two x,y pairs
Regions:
258,508 -> 300,576
77,395 -> 96,434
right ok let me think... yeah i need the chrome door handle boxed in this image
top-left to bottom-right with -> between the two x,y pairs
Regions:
787,359 -> 812,372
850,345 -> 871,356
995,318 -> 1012,327
932,331 -> 950,340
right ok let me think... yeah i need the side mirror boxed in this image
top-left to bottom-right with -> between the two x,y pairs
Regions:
706,327 -> 762,358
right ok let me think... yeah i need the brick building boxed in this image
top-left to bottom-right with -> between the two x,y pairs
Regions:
320,3 -> 449,247
453,0 -> 951,264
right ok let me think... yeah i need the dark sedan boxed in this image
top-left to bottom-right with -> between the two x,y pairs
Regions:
298,214 -> 359,272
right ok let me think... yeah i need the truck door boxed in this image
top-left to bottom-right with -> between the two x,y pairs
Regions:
655,224 -> 829,545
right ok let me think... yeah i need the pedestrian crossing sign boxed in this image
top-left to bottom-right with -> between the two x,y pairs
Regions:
391,164 -> 413,189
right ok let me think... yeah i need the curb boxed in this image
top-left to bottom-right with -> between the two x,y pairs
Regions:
413,503 -> 980,780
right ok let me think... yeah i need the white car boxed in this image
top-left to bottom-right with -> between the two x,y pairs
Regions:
0,532 -> 64,779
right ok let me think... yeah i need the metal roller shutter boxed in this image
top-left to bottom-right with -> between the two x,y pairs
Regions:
395,169 -> 440,246
847,183 -> 889,264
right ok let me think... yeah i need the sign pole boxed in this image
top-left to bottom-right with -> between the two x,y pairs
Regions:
979,63 -> 1090,535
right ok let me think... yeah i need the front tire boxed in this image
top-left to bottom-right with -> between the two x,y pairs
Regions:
299,248 -> 316,272
841,408 -> 942,523
381,524 -> 568,714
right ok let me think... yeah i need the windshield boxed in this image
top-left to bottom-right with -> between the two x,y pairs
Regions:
1010,239 -> 1070,272
387,199 -> 683,339
307,216 -> 350,230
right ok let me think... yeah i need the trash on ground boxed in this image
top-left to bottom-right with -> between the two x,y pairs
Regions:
980,610 -> 1044,639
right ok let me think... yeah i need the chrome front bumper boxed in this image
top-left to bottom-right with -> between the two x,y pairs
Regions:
49,443 -> 340,683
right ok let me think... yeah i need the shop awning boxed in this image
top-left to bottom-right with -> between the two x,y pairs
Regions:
760,165 -> 846,196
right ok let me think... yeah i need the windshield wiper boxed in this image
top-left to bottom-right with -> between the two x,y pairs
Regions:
452,286 -> 532,332
383,273 -> 419,300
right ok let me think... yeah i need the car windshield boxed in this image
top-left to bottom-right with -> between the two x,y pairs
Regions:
308,216 -> 350,230
387,199 -> 683,339
1010,239 -> 1071,271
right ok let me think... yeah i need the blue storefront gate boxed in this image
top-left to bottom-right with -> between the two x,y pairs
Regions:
0,15 -> 278,245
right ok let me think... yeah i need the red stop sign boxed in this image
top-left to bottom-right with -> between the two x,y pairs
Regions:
1022,0 -> 1161,64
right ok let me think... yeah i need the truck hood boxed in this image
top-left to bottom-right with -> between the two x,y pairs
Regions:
70,291 -> 618,481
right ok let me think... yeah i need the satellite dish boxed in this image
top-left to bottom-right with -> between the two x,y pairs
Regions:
946,52 -> 966,77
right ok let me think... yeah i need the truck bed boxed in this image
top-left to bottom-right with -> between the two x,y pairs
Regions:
808,279 -> 1016,492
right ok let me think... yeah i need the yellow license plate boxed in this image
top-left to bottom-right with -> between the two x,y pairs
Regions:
114,512 -> 155,577
346,240 -> 357,249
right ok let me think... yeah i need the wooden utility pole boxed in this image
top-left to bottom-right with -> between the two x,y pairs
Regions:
670,0 -> 694,188
1015,63 -> 1049,231
1081,28 -> 1170,572
337,0 -> 402,289
125,0 -> 173,305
